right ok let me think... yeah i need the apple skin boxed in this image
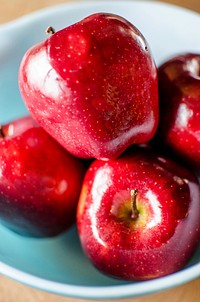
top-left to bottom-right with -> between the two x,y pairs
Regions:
0,116 -> 85,237
77,147 -> 200,281
154,53 -> 200,170
18,13 -> 158,160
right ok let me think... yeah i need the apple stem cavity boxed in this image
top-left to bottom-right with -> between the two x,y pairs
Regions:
130,189 -> 139,220
45,26 -> 56,35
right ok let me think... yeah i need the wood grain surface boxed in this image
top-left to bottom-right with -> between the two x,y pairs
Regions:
0,0 -> 199,301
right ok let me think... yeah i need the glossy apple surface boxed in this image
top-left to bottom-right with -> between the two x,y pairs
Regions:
19,13 -> 158,159
155,53 -> 200,169
0,116 -> 85,237
77,147 -> 200,280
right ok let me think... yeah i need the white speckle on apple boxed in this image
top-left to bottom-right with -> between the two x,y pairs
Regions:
56,180 -> 68,195
176,103 -> 193,128
173,175 -> 185,185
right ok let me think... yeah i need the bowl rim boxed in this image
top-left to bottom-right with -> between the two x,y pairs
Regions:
0,0 -> 199,30
1,261 -> 200,299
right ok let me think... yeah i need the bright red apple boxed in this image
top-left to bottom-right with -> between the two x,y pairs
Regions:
77,146 -> 200,280
0,115 -> 85,237
18,13 -> 158,160
154,53 -> 200,170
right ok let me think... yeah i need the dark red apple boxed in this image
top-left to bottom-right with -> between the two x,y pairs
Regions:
77,147 -> 200,281
0,116 -> 85,237
155,53 -> 200,170
18,13 -> 158,160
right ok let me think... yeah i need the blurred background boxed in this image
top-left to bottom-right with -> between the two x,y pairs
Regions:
0,0 -> 199,24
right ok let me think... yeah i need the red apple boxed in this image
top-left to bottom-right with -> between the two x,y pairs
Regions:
0,116 -> 85,237
77,146 -> 200,280
18,13 -> 158,160
155,53 -> 200,170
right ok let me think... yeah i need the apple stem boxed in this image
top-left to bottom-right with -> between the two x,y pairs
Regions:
0,126 -> 5,138
45,26 -> 56,35
130,189 -> 139,220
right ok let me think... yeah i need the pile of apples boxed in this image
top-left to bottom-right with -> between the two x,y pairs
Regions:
0,13 -> 200,281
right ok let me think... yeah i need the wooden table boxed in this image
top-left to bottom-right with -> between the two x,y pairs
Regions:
0,0 -> 199,301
